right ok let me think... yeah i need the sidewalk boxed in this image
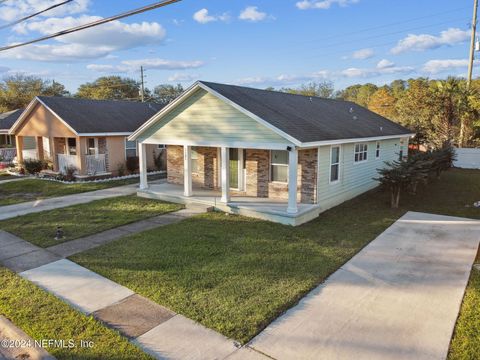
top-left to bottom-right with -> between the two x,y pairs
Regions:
0,182 -> 147,221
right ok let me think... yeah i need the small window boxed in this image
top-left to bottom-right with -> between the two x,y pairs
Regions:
330,146 -> 340,183
67,138 -> 77,156
158,144 -> 166,149
271,150 -> 288,183
191,147 -> 199,172
375,141 -> 380,159
125,138 -> 137,158
354,143 -> 368,163
87,138 -> 96,155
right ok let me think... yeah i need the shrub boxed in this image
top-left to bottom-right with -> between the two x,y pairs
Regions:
126,156 -> 139,174
117,162 -> 127,177
23,159 -> 44,174
64,165 -> 77,182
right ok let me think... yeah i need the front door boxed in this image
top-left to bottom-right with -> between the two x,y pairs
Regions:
229,148 -> 239,189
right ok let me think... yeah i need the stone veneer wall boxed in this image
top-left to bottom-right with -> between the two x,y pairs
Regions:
166,145 -> 318,204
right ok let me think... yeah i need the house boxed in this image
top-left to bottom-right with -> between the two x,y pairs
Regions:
129,81 -> 414,226
9,96 -> 165,177
0,109 -> 22,162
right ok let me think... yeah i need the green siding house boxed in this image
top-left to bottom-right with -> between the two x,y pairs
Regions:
130,81 -> 413,226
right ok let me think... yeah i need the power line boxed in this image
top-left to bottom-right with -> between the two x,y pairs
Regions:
0,0 -> 74,30
0,0 -> 181,52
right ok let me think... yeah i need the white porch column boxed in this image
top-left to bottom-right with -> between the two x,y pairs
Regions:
287,148 -> 298,214
221,146 -> 230,203
139,142 -> 148,190
184,145 -> 192,197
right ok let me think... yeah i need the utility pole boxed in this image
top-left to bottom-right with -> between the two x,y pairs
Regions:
467,0 -> 478,88
140,66 -> 146,102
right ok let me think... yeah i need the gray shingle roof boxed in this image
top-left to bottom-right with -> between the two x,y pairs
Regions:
0,109 -> 23,131
37,96 -> 163,134
200,81 -> 412,143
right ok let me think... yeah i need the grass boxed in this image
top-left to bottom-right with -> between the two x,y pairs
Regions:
0,266 -> 152,360
71,169 -> 480,344
0,174 -> 163,206
0,195 -> 183,248
448,250 -> 480,360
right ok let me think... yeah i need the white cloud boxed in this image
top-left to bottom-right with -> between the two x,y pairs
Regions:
391,28 -> 470,54
422,59 -> 473,74
2,16 -> 166,61
87,58 -> 204,73
168,73 -> 199,82
352,48 -> 374,60
193,8 -> 230,24
376,59 -> 395,69
239,6 -> 270,22
296,0 -> 359,10
236,71 -> 330,86
342,61 -> 414,78
0,66 -> 9,73
0,0 -> 90,22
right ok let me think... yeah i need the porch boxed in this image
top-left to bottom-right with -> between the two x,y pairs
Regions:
138,182 -> 321,226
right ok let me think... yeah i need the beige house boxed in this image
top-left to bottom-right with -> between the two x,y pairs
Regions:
9,96 -> 164,177
130,81 -> 413,226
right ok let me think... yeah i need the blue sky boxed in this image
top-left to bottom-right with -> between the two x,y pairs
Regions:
0,0 -> 475,92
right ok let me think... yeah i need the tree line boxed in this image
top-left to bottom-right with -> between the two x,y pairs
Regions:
1,74 -> 479,147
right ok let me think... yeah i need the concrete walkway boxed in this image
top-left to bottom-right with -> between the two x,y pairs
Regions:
0,182 -> 148,221
248,212 -> 480,360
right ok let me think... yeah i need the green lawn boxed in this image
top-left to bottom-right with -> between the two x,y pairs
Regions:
0,175 -> 163,206
0,195 -> 183,248
71,169 -> 480,344
448,254 -> 480,360
0,267 -> 152,360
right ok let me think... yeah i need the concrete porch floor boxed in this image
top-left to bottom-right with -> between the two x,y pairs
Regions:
138,182 -> 321,226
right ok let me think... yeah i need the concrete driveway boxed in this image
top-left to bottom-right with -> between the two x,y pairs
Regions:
248,212 -> 480,360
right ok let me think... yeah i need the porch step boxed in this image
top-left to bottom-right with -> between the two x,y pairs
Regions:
185,203 -> 215,213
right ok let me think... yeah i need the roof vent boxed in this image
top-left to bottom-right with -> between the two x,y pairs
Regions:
353,115 -> 358,120
380,126 -> 383,131
309,97 -> 313,102
349,107 -> 354,113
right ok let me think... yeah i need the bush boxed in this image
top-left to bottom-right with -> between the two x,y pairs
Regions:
126,156 -> 139,174
23,159 -> 44,174
117,162 -> 127,177
375,145 -> 456,208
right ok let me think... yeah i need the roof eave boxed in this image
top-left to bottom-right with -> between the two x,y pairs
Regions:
298,133 -> 415,148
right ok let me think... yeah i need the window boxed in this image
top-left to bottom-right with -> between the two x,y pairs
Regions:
125,138 -> 137,158
87,138 -> 96,155
191,147 -> 199,172
67,138 -> 77,156
330,146 -> 340,183
354,143 -> 368,163
271,150 -> 288,183
375,141 -> 381,159
157,144 -> 166,149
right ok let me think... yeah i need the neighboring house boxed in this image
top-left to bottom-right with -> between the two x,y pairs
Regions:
130,81 -> 414,226
0,109 -> 22,162
9,97 -> 165,177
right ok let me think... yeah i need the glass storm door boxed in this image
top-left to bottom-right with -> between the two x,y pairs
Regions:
229,148 -> 239,189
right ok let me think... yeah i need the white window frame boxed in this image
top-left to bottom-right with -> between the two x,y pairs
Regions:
329,145 -> 341,184
87,138 -> 99,156
354,143 -> 368,164
375,141 -> 381,159
270,150 -> 289,184
125,137 -> 137,159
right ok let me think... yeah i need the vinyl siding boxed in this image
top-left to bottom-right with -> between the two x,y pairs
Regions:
317,137 -> 409,209
138,89 -> 291,146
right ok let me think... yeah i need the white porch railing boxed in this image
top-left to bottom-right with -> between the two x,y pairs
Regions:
22,149 -> 38,160
57,154 -> 77,174
86,154 -> 107,175
0,148 -> 16,162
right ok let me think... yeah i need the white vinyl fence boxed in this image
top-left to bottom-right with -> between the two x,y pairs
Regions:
454,148 -> 480,169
